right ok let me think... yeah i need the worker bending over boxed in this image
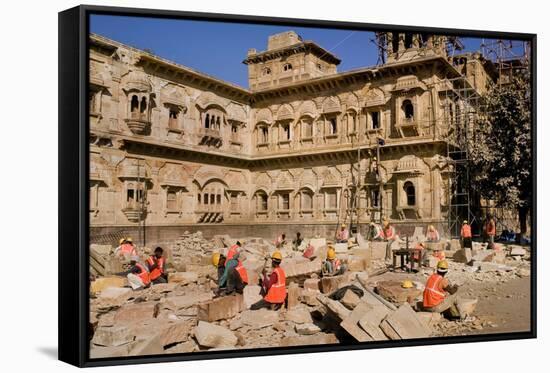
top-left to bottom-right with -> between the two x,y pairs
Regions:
322,246 -> 346,276
227,241 -> 242,260
212,251 -> 248,296
117,256 -> 150,290
146,247 -> 167,284
336,224 -> 349,243
251,251 -> 287,310
422,260 -> 461,318
426,225 -> 440,242
115,237 -> 138,260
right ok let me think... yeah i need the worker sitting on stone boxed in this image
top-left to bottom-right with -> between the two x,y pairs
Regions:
251,251 -> 286,310
146,246 -> 167,284
336,224 -> 349,243
321,246 -> 346,276
422,260 -> 461,318
116,255 -> 150,291
274,233 -> 286,249
383,220 -> 397,262
114,237 -> 138,260
426,225 -> 440,242
212,251 -> 247,296
292,232 -> 303,251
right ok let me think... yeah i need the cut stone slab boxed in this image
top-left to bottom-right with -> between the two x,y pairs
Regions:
197,294 -> 244,322
194,321 -> 237,348
340,302 -> 376,342
91,325 -> 135,347
159,319 -> 196,346
243,285 -> 263,309
279,333 -> 338,347
284,308 -> 313,324
379,303 -> 431,340
164,292 -> 213,310
303,278 -> 320,292
340,289 -> 361,310
509,246 -> 527,256
168,272 -> 199,285
97,287 -> 133,307
281,258 -> 322,278
320,275 -> 346,294
316,293 -> 351,321
357,304 -> 390,341
453,248 -> 472,264
287,282 -> 301,309
240,309 -> 279,329
114,302 -> 159,324
300,290 -> 320,306
376,281 -> 422,305
295,323 -> 321,335
91,277 -> 127,294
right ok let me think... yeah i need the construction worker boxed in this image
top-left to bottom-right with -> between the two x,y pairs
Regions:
336,224 -> 349,243
461,220 -> 472,249
117,255 -> 150,290
484,214 -> 496,249
292,232 -> 303,250
369,222 -> 384,240
146,247 -> 167,284
426,225 -> 440,242
274,233 -> 286,249
227,241 -> 242,261
115,237 -> 138,259
422,260 -> 460,317
383,220 -> 397,262
251,251 -> 286,310
322,246 -> 346,276
412,242 -> 425,264
212,250 -> 247,296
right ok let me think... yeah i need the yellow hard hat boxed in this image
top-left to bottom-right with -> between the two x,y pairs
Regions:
119,238 -> 125,245
437,260 -> 449,271
463,220 -> 468,224
212,252 -> 221,267
383,219 -> 390,227
126,237 -> 133,243
271,251 -> 283,261
341,224 -> 346,228
402,280 -> 414,289
327,247 -> 336,260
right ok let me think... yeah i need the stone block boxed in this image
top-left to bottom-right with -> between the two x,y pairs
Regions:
164,340 -> 197,354
114,302 -> 159,324
509,246 -> 527,256
90,344 -> 132,359
316,293 -> 351,320
243,285 -> 263,309
194,321 -> 237,348
320,275 -> 346,294
300,290 -> 320,306
90,244 -> 112,256
483,250 -> 506,264
240,309 -> 279,329
164,292 -> 213,310
168,272 -> 199,285
281,258 -> 322,278
91,277 -> 127,294
379,303 -> 431,340
334,243 -> 348,253
159,319 -> 195,346
346,256 -> 368,272
97,287 -> 133,307
295,323 -> 321,335
197,294 -> 244,322
128,334 -> 164,356
357,304 -> 390,341
449,239 -> 461,251
370,242 -> 387,260
284,307 -> 313,324
453,248 -> 472,264
376,281 -> 422,305
416,312 -> 442,328
303,278 -> 320,292
456,298 -> 478,318
340,302 -> 376,342
91,325 -> 134,347
287,282 -> 301,309
151,283 -> 177,294
340,289 -> 361,310
279,333 -> 338,347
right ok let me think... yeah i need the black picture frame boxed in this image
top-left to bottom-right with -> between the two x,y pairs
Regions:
59,4 -> 537,368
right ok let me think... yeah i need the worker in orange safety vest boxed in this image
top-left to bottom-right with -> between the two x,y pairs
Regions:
251,251 -> 286,310
117,256 -> 150,290
146,247 -> 167,284
422,260 -> 461,318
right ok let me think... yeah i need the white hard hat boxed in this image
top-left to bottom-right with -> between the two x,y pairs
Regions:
130,255 -> 140,262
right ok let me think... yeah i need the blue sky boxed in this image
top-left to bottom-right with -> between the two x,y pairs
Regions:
90,15 -> 527,88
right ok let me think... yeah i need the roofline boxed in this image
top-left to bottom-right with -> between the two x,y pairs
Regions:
243,40 -> 341,65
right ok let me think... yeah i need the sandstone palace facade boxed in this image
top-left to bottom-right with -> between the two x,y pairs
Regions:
89,31 -> 496,242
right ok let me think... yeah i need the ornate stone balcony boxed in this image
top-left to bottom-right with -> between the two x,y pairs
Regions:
198,127 -> 222,147
122,204 -> 146,222
125,112 -> 151,135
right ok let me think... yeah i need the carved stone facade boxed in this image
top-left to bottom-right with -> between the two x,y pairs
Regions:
89,31 -> 494,239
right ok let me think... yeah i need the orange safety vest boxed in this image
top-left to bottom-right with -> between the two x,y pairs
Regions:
461,224 -> 472,238
485,221 -> 496,236
264,267 -> 286,304
146,256 -> 165,281
234,260 -> 248,284
135,263 -> 151,286
423,273 -> 446,308
383,226 -> 395,240
427,230 -> 440,241
227,245 -> 239,260
120,243 -> 137,256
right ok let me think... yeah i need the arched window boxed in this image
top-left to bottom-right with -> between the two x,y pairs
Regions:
283,63 -> 292,72
404,33 -> 413,49
130,95 -> 139,113
404,181 -> 416,206
298,188 -> 314,211
262,67 -> 271,76
329,117 -> 337,134
216,116 -> 221,130
402,99 -> 414,120
140,96 -> 147,113
205,113 -> 210,128
255,191 -> 268,212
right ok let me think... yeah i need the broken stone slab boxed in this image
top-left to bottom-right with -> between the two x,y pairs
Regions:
340,302 -> 377,342
295,323 -> 321,335
194,321 -> 237,348
340,289 -> 361,310
300,290 -> 320,306
90,344 -> 132,359
509,246 -> 527,256
416,312 -> 442,328
456,298 -> 478,318
97,287 -> 133,307
128,334 -> 165,357
91,277 -> 127,294
376,280 -> 422,305
517,267 -> 531,277
163,292 -> 213,310
281,258 -> 322,278
164,340 -> 197,354
284,307 -> 313,324
379,303 -> 431,340
279,333 -> 338,347
357,304 -> 390,341
303,278 -> 320,292
114,302 -> 159,324
316,293 -> 351,321
197,294 -> 244,322
243,285 -> 263,309
320,275 -> 347,294
159,319 -> 196,346
168,272 -> 199,285
240,309 -> 279,329
91,325 -> 135,347
453,248 -> 473,264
